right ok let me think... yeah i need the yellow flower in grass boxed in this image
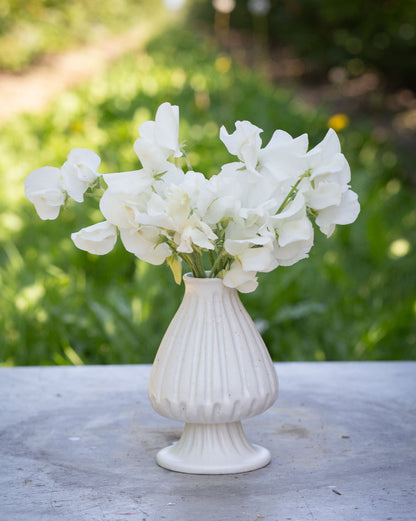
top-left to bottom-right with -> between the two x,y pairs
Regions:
328,113 -> 350,132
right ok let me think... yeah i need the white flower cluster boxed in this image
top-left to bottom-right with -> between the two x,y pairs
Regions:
24,102 -> 360,293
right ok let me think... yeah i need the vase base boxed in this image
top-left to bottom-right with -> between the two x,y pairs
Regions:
156,421 -> 271,474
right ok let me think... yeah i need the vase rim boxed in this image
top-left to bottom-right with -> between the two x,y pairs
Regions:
183,271 -> 222,282
183,272 -> 224,284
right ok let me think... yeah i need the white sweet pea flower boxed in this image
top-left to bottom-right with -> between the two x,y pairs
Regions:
224,233 -> 271,256
176,216 -> 217,253
239,199 -> 279,227
134,102 -> 182,174
198,166 -> 243,225
272,208 -> 314,266
275,215 -> 313,248
61,148 -> 101,203
239,246 -> 278,272
131,192 -> 175,230
269,192 -> 306,234
207,163 -> 273,229
308,128 -> 347,178
134,204 -> 176,231
100,190 -> 137,229
165,184 -> 192,227
120,226 -> 172,265
102,169 -> 153,193
154,102 -> 182,158
302,128 -> 360,235
303,129 -> 351,206
24,166 -> 66,220
220,121 -> 262,174
181,170 -> 208,198
154,172 -> 218,252
273,233 -> 314,266
71,221 -> 117,255
167,186 -> 216,252
24,103 -> 360,288
269,193 -> 314,266
315,189 -> 360,237
133,133 -> 171,174
153,164 -> 185,196
224,221 -> 277,273
223,260 -> 258,293
259,130 -> 309,183
203,193 -> 239,227
100,170 -> 154,229
306,180 -> 343,210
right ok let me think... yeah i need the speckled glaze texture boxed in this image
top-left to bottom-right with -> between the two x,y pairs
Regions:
148,274 -> 279,474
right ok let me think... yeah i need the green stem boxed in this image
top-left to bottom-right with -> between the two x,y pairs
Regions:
209,250 -> 230,278
276,170 -> 311,214
190,251 -> 206,278
178,253 -> 198,277
162,235 -> 203,278
177,252 -> 205,278
84,191 -> 104,199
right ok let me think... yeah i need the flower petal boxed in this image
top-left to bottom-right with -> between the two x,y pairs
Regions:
61,162 -> 88,202
277,216 -> 313,247
306,181 -> 343,210
222,260 -> 258,293
24,166 -> 65,220
239,246 -> 277,272
133,137 -> 171,174
274,235 -> 314,266
220,120 -> 262,171
120,227 -> 171,265
315,189 -> 360,237
67,148 -> 101,172
71,221 -> 117,255
155,102 -> 182,158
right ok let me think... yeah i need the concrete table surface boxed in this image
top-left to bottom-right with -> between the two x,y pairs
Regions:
0,362 -> 415,521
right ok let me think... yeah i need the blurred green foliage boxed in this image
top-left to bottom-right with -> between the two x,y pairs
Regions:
1,24 -> 415,366
0,0 -> 155,71
188,0 -> 416,86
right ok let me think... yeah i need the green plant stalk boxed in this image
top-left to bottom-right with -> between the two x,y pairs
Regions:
178,251 -> 205,278
177,252 -> 197,276
191,251 -> 206,277
209,249 -> 231,278
276,170 -> 311,214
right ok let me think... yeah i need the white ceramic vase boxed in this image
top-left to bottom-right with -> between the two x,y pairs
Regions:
148,273 -> 279,474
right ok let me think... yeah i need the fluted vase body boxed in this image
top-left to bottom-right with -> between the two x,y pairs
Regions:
148,274 -> 279,474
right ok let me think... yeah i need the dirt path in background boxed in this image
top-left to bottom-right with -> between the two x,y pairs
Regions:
0,26 -> 150,125
2,23 -> 414,178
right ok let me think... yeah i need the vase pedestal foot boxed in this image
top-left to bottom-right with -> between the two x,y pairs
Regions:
156,421 -> 271,474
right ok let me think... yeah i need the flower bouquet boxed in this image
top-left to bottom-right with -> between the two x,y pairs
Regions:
24,103 -> 359,473
24,102 -> 359,292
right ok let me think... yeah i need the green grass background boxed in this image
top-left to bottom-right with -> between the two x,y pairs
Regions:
1,6 -> 415,366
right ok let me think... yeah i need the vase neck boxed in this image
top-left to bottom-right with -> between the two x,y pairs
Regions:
183,273 -> 235,298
